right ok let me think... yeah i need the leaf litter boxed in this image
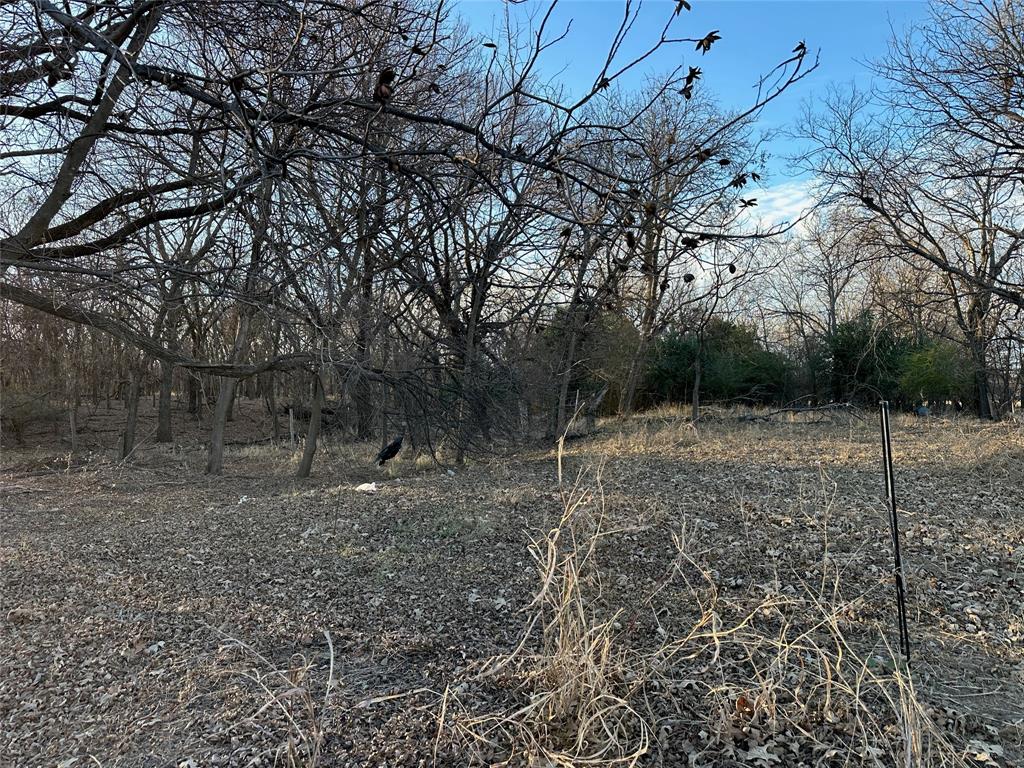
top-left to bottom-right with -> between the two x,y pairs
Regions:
1,411 -> 1021,766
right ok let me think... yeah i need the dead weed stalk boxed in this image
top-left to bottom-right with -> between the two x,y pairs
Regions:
443,440 -> 970,766
211,627 -> 336,768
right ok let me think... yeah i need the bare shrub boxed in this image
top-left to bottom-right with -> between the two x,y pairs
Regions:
1,392 -> 63,445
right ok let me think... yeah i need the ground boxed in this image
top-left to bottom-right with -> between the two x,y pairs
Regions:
1,401 -> 1022,767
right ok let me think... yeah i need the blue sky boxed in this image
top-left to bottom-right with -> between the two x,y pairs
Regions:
454,0 -> 931,223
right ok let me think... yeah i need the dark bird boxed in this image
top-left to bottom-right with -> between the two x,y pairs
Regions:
695,148 -> 713,163
429,82 -> 441,94
739,197 -> 757,208
680,67 -> 701,99
374,68 -> 396,103
625,231 -> 637,250
411,44 -> 427,56
718,157 -> 731,166
560,225 -> 572,238
793,40 -> 807,56
675,0 -> 691,15
730,173 -> 748,188
598,77 -> 611,90
683,273 -> 695,283
680,236 -> 700,248
695,30 -> 721,55
483,41 -> 497,49
375,435 -> 403,466
728,263 -> 737,274
750,171 -> 761,182
860,194 -> 878,210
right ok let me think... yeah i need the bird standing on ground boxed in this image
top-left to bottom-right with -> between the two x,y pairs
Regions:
375,435 -> 403,466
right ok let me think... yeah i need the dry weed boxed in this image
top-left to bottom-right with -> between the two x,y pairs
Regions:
441,434 -> 978,767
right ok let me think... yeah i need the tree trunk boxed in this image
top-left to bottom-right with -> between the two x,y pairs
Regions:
119,368 -> 141,460
457,303 -> 485,464
206,314 -> 252,475
187,374 -> 200,417
619,336 -> 650,416
68,407 -> 78,453
969,339 -> 994,419
296,374 -> 324,478
225,380 -> 237,422
206,379 -> 236,475
691,354 -> 702,423
267,323 -> 281,440
554,323 -> 580,438
267,374 -> 280,441
552,260 -> 590,437
353,351 -> 374,441
156,361 -> 174,442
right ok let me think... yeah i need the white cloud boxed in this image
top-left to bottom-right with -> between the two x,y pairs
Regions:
749,179 -> 818,229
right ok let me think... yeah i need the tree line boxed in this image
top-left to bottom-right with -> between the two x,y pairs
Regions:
1,0 -> 1020,474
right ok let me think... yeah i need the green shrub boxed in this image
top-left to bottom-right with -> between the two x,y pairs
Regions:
645,320 -> 794,407
898,340 -> 972,404
829,312 -> 908,403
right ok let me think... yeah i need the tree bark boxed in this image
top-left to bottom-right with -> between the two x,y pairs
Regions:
267,373 -> 280,441
225,381 -> 237,422
691,353 -> 702,423
969,340 -> 995,420
268,322 -> 281,440
296,373 -> 324,478
206,378 -> 236,475
552,259 -> 590,438
206,313 -> 252,475
554,322 -> 580,438
187,373 -> 200,417
119,368 -> 141,460
156,360 -> 174,442
68,407 -> 78,453
619,335 -> 650,416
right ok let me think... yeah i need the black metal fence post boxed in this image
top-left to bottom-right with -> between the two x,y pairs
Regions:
879,400 -> 911,664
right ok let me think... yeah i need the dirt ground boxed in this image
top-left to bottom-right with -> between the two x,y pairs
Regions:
1,401 -> 1022,767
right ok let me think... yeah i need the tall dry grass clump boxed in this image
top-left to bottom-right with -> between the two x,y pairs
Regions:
442,451 -> 655,766
443,440 -> 973,767
206,629 -> 337,768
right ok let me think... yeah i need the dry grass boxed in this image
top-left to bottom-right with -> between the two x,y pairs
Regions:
209,629 -> 337,768
437,418 -> 1018,767
448,460 -> 653,766
2,404 -> 1021,767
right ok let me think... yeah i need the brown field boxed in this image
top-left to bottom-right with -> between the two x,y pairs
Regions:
1,402 -> 1022,767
